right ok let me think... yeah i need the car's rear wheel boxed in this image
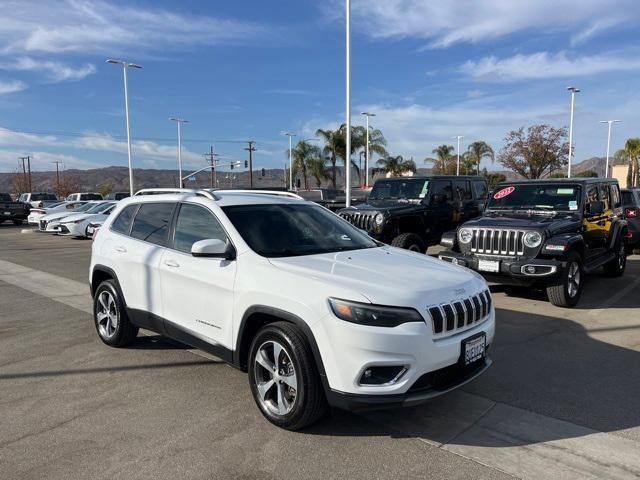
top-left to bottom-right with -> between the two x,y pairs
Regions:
248,322 -> 327,430
12,219 -> 23,225
603,237 -> 627,277
93,280 -> 138,347
391,232 -> 426,253
546,252 -> 583,308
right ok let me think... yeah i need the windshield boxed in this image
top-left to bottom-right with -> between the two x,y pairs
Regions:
222,203 -> 378,257
73,203 -> 95,213
0,193 -> 12,202
369,179 -> 429,200
89,202 -> 114,213
488,184 -> 582,212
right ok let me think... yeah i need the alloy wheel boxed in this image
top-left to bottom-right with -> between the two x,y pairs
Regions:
567,262 -> 581,298
96,291 -> 119,339
254,340 -> 298,416
618,243 -> 626,269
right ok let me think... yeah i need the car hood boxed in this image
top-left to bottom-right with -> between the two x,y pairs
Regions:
59,212 -> 102,223
339,200 -> 425,215
42,211 -> 79,221
268,246 -> 487,308
464,213 -> 581,235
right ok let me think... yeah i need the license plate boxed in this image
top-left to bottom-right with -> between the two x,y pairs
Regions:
478,259 -> 499,272
463,333 -> 486,365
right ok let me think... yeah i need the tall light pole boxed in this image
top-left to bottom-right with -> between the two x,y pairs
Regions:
106,59 -> 141,196
566,86 -> 580,178
170,118 -> 188,188
452,135 -> 464,176
599,120 -> 621,178
345,0 -> 352,206
361,112 -> 376,187
284,132 -> 296,190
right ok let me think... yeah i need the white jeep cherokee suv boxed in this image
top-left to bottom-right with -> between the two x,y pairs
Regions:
90,189 -> 495,430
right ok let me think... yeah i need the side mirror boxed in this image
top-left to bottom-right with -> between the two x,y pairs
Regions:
430,193 -> 447,205
587,200 -> 604,216
191,239 -> 236,260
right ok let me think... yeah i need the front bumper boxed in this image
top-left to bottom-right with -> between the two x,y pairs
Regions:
438,250 -> 562,282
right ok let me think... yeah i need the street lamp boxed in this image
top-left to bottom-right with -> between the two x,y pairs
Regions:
599,119 -> 621,178
284,132 -> 296,190
106,58 -> 141,196
567,86 -> 580,178
452,135 -> 464,176
170,118 -> 188,188
361,112 -> 376,188
345,0 -> 352,206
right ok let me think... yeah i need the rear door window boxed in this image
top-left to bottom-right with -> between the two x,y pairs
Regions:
598,184 -> 611,210
130,203 -> 175,246
473,180 -> 488,200
454,180 -> 473,201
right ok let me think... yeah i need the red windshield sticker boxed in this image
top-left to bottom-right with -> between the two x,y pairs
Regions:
493,186 -> 515,200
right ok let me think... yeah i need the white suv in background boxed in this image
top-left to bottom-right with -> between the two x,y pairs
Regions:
89,189 -> 495,430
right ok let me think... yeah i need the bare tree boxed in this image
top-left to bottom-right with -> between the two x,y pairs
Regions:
498,125 -> 569,179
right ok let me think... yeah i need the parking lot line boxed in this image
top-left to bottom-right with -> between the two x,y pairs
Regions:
2,255 -> 639,479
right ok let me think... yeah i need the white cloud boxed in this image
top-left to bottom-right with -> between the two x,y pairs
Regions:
329,0 -> 638,48
0,149 -> 102,171
0,0 -> 271,56
0,57 -> 96,82
460,51 -> 640,82
0,80 -> 27,94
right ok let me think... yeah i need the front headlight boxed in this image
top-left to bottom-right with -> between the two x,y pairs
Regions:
523,231 -> 543,248
458,228 -> 473,244
374,213 -> 384,226
328,298 -> 424,327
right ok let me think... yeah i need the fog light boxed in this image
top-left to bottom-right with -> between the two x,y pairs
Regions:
359,366 -> 407,386
525,265 -> 536,274
451,258 -> 459,265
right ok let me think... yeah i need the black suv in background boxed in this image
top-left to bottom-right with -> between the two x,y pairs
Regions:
0,193 -> 30,225
622,188 -> 640,252
338,175 -> 488,253
439,178 -> 627,307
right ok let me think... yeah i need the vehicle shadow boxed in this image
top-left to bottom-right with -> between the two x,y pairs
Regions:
128,334 -> 194,351
303,306 -> 640,447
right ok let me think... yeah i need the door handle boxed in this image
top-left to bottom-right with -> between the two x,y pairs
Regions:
114,246 -> 126,253
164,259 -> 180,268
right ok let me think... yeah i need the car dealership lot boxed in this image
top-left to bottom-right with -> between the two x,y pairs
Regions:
1,224 -> 640,479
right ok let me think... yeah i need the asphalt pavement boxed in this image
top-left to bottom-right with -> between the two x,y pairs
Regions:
1,223 -> 639,479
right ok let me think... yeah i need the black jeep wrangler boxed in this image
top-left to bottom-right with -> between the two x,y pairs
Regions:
439,178 -> 628,307
338,175 -> 488,253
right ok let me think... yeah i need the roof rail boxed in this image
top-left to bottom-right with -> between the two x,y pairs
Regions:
133,188 -> 219,200
212,189 -> 303,200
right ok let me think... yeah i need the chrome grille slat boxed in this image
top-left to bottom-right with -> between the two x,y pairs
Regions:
428,290 -> 492,336
471,228 -> 525,255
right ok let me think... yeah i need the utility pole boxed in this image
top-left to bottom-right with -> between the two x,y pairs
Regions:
19,156 -> 27,191
19,156 -> 31,191
52,161 -> 62,195
204,146 -> 218,188
245,141 -> 256,188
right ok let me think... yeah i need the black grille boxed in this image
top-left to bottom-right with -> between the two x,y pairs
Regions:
338,211 -> 376,231
428,290 -> 492,336
471,228 -> 525,255
408,359 -> 487,393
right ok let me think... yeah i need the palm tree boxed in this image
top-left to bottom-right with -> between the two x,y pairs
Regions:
287,140 -> 322,190
316,128 -> 343,188
425,145 -> 455,175
352,125 -> 388,181
465,141 -> 494,174
375,155 -> 417,177
307,157 -> 330,188
624,138 -> 640,187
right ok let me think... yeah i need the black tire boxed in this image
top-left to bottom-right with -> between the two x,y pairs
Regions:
93,279 -> 138,347
603,236 -> 627,277
546,252 -> 583,308
248,321 -> 327,430
391,232 -> 426,253
12,219 -> 23,226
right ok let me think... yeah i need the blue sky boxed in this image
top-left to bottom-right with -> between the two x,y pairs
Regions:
1,0 -> 640,174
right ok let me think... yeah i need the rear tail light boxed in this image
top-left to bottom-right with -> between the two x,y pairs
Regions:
625,207 -> 638,218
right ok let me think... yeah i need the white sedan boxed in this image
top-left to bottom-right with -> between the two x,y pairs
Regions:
55,202 -> 117,237
28,201 -> 87,224
38,201 -> 106,232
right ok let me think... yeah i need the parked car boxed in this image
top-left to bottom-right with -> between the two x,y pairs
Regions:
106,192 -> 130,200
87,220 -> 104,239
621,188 -> 640,252
27,201 -> 87,224
17,192 -> 58,208
337,176 -> 488,252
298,188 -> 369,212
38,201 -> 105,232
66,192 -> 103,201
439,178 -> 627,307
0,192 -> 30,225
90,189 -> 495,430
55,201 -> 117,237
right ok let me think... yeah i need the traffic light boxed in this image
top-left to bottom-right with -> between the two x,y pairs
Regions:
244,160 -> 248,168
230,163 -> 234,170
261,168 -> 266,177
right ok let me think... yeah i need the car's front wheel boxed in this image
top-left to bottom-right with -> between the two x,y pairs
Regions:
248,322 -> 327,430
546,252 -> 583,307
93,280 -> 138,347
391,232 -> 426,253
